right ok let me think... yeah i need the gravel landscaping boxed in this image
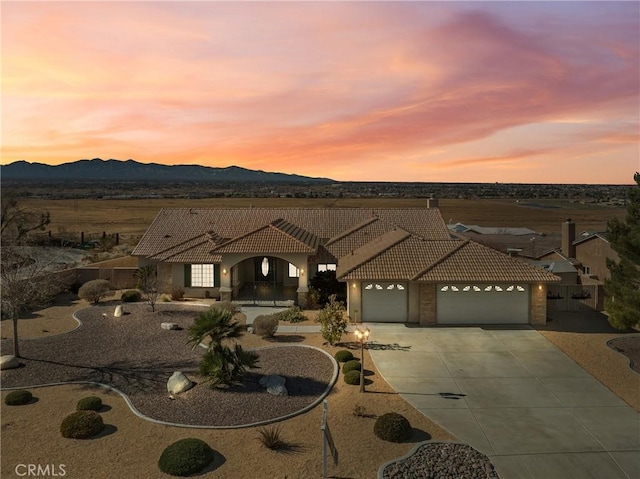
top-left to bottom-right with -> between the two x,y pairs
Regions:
0,303 -> 336,427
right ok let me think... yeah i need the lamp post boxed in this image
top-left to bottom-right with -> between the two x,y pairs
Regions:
354,326 -> 370,393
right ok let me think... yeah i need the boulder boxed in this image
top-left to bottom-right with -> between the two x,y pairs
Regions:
114,305 -> 123,317
161,322 -> 179,331
0,355 -> 20,370
259,375 -> 288,396
167,371 -> 193,395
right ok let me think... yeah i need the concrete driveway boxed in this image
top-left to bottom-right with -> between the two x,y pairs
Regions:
366,324 -> 640,479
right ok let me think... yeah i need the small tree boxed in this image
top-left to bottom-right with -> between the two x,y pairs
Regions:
135,264 -> 160,312
187,308 -> 258,388
605,172 -> 640,329
78,279 -> 112,304
316,294 -> 348,346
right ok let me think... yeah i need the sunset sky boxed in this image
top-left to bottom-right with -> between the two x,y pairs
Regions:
2,1 -> 638,184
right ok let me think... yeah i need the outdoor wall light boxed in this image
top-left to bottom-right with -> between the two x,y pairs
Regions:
222,268 -> 227,276
538,284 -> 543,291
300,268 -> 304,276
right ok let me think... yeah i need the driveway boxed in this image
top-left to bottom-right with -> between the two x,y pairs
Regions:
367,324 -> 640,479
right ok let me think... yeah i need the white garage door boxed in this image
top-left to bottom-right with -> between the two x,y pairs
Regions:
362,282 -> 407,322
437,284 -> 530,324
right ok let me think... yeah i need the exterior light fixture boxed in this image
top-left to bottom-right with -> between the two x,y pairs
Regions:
354,326 -> 370,393
261,257 -> 269,277
300,268 -> 304,276
222,268 -> 227,276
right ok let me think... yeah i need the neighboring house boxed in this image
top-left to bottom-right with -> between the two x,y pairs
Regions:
132,207 -> 559,326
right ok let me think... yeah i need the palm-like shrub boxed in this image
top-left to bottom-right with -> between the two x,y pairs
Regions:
188,308 -> 258,388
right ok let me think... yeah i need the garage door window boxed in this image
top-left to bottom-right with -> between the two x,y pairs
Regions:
440,284 -> 526,292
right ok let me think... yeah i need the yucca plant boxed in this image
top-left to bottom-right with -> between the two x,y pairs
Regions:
188,308 -> 258,388
257,425 -> 284,450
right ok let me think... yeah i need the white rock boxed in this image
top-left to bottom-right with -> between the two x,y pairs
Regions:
0,355 -> 20,370
161,322 -> 179,330
267,384 -> 288,396
114,305 -> 123,317
167,371 -> 193,395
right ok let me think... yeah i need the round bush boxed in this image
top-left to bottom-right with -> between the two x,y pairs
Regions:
121,290 -> 141,303
374,413 -> 412,443
5,390 -> 33,406
60,410 -> 105,439
252,314 -> 279,338
76,396 -> 103,412
334,350 -> 354,362
158,438 -> 215,476
342,359 -> 361,374
344,370 -> 361,385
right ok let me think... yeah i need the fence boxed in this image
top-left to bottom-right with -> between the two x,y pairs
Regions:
546,284 -> 603,312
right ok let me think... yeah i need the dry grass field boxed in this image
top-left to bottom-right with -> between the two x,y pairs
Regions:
23,197 -> 624,246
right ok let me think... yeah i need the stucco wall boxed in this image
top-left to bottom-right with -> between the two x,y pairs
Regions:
575,238 -> 618,281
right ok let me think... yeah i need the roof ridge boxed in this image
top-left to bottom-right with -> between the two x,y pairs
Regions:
325,215 -> 379,245
410,239 -> 468,280
338,228 -> 411,278
149,233 -> 208,258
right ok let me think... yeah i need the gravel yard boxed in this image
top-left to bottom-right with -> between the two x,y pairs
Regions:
0,303 -> 336,427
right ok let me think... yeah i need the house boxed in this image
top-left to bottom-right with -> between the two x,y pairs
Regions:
132,207 -> 559,326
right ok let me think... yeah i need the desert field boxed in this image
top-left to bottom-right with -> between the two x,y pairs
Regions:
22,197 -> 625,246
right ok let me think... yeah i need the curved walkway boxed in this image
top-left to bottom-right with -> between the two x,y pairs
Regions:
366,323 -> 640,479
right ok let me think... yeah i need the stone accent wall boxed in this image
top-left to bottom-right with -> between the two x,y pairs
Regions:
419,283 -> 437,326
530,284 -> 547,326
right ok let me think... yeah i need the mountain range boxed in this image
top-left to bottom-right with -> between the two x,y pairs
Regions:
0,159 -> 333,183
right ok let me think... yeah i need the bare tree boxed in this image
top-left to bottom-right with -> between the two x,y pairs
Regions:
1,194 -> 50,243
135,264 -> 160,312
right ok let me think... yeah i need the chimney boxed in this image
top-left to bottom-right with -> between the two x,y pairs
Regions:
427,198 -> 439,208
562,219 -> 576,258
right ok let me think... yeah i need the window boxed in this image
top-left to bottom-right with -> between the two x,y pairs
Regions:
288,263 -> 300,278
317,263 -> 337,272
186,264 -> 216,287
583,266 -> 591,275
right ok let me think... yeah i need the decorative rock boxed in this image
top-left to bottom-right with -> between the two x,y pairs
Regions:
167,371 -> 193,395
114,305 -> 123,317
161,322 -> 180,330
259,374 -> 288,396
0,355 -> 20,370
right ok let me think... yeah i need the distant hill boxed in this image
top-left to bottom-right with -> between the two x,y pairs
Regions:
0,159 -> 334,183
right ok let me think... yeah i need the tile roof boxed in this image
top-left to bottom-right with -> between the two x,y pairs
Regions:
211,219 -> 318,254
337,228 -> 412,278
132,207 -> 449,257
147,234 -> 223,263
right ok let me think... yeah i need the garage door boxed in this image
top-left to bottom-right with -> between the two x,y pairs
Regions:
362,282 -> 407,322
437,284 -> 529,324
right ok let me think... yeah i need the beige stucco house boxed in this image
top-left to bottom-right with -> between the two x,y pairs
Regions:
132,207 -> 559,326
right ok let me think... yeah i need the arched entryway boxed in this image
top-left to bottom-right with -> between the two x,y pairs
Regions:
231,256 -> 299,304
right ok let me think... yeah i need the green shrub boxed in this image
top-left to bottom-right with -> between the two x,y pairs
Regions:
257,425 -> 284,450
158,438 -> 215,476
60,410 -> 105,439
212,301 -> 239,315
78,279 -> 112,304
171,287 -> 185,301
342,359 -> 361,374
374,413 -> 412,443
121,290 -> 141,303
253,315 -> 279,338
334,350 -> 354,362
76,396 -> 103,412
5,390 -> 33,406
273,306 -> 306,323
315,295 -> 348,345
344,370 -> 361,385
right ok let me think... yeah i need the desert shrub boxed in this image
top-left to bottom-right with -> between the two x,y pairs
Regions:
273,306 -> 306,324
4,390 -> 32,406
352,404 -> 368,417
211,301 -> 239,315
158,438 -> 215,476
171,287 -> 185,301
121,290 -> 141,303
374,413 -> 412,443
253,315 -> 279,338
342,359 -> 361,374
316,295 -> 348,345
306,288 -> 321,310
257,425 -> 284,450
78,279 -> 112,304
76,396 -> 103,412
344,370 -> 361,385
334,350 -> 354,362
60,410 -> 105,439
